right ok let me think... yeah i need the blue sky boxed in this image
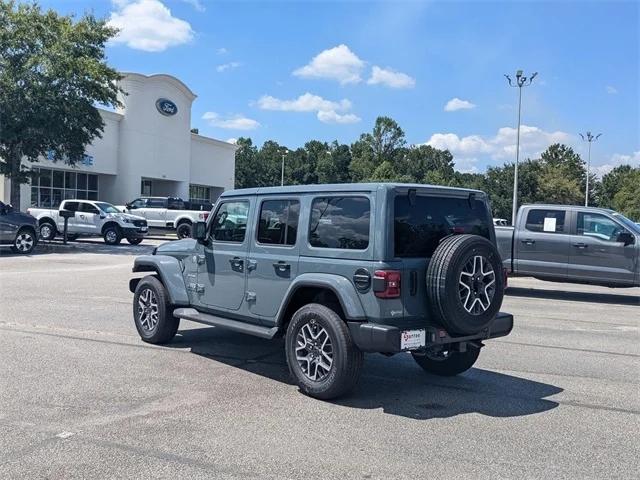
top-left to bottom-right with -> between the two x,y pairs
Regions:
43,0 -> 639,175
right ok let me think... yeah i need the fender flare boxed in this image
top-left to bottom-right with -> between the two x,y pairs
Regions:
275,273 -> 367,327
131,255 -> 190,305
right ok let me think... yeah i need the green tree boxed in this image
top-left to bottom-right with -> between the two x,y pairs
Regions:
0,1 -> 123,206
234,137 -> 260,188
350,116 -> 405,182
399,145 -> 455,184
611,168 -> 640,220
598,164 -> 634,208
317,142 -> 351,184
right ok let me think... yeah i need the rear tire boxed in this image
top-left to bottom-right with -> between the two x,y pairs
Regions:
176,222 -> 192,239
39,222 -> 57,241
66,234 -> 79,241
286,303 -> 363,400
412,346 -> 480,376
127,237 -> 143,245
133,275 -> 179,344
103,225 -> 122,245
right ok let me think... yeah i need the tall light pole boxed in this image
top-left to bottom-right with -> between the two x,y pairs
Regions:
579,132 -> 602,206
280,149 -> 288,186
504,70 -> 537,226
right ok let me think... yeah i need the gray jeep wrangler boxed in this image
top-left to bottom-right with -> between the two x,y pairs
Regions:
130,183 -> 513,399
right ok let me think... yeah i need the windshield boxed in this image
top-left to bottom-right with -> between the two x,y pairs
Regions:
95,202 -> 121,214
613,213 -> 640,234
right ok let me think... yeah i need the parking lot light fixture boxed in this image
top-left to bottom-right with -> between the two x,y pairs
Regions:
504,70 -> 538,226
579,132 -> 602,206
281,149 -> 289,186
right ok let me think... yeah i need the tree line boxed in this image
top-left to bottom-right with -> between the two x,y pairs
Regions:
235,117 -> 640,221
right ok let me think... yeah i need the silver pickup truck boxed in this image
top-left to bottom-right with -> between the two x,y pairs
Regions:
496,204 -> 640,288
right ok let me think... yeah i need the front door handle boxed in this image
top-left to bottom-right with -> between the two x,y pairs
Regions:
573,243 -> 588,249
273,261 -> 290,273
229,257 -> 244,271
521,238 -> 535,245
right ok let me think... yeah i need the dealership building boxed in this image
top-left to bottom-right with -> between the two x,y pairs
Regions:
0,72 -> 238,211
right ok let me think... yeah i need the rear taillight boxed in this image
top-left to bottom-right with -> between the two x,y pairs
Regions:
203,212 -> 209,220
373,270 -> 401,298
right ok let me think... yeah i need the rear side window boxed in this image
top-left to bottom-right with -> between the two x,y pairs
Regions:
309,196 -> 370,250
394,195 -> 491,258
525,209 -> 565,233
257,199 -> 300,246
211,201 -> 249,243
62,201 -> 79,212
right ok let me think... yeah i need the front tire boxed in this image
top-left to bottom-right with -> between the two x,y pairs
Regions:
11,228 -> 37,254
412,346 -> 480,377
103,225 -> 122,245
133,275 -> 179,344
39,222 -> 57,241
286,303 -> 363,400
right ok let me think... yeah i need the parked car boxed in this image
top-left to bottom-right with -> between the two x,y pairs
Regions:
129,183 -> 513,399
493,218 -> 508,226
496,204 -> 640,288
0,201 -> 38,254
29,200 -> 148,245
117,196 -> 210,238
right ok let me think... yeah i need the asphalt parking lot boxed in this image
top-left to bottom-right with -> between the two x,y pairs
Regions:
0,242 -> 638,479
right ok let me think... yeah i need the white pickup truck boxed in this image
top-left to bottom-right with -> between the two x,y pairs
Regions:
117,197 -> 210,238
28,200 -> 148,245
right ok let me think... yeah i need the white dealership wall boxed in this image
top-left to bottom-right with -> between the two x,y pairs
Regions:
2,72 -> 237,211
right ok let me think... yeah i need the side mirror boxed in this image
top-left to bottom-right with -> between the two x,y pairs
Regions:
125,203 -> 134,209
616,232 -> 635,246
0,206 -> 6,215
194,221 -> 208,243
100,213 -> 106,219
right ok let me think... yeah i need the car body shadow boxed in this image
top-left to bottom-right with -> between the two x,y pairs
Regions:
0,240 -> 156,257
506,286 -> 639,306
167,327 -> 562,420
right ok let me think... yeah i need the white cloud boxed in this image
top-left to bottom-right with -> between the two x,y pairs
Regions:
107,0 -> 193,52
317,110 -> 361,124
426,125 -> 572,168
606,85 -> 618,94
257,92 -> 359,124
226,138 -> 238,145
202,112 -> 260,130
217,47 -> 228,55
592,151 -> 640,178
293,44 -> 365,85
257,93 -> 351,113
367,66 -> 415,89
181,0 -> 205,12
444,97 -> 476,112
216,62 -> 242,72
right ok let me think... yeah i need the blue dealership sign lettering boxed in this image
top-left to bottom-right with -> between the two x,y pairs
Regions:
156,98 -> 178,116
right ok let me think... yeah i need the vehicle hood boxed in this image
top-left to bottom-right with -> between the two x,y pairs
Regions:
12,210 -> 38,225
107,212 -> 146,222
155,238 -> 197,255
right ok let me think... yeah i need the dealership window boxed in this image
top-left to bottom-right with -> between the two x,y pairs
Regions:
189,184 -> 212,203
31,168 -> 98,207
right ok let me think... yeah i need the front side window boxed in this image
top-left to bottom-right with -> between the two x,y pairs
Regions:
130,198 -> 146,208
394,195 -> 491,258
525,209 -> 566,233
577,213 -> 626,242
211,201 -> 249,243
309,196 -> 370,250
257,199 -> 300,246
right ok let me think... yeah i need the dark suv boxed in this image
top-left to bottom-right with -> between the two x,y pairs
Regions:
0,201 -> 38,254
129,184 -> 513,399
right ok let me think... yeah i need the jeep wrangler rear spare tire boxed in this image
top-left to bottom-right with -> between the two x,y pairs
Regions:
426,234 -> 504,335
286,303 -> 363,400
133,275 -> 180,344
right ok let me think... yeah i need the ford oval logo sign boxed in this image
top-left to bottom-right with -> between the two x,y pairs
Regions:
156,98 -> 178,116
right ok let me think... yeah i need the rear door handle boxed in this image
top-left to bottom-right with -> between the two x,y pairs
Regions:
573,243 -> 588,249
273,261 -> 290,272
521,238 -> 535,245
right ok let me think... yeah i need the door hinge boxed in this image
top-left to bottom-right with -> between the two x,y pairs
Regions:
193,254 -> 205,265
246,291 -> 256,302
187,283 -> 205,294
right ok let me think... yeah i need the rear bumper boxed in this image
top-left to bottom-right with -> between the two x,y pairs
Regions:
347,312 -> 514,353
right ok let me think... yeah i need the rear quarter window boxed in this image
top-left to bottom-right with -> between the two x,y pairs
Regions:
309,196 -> 370,250
394,195 -> 491,258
